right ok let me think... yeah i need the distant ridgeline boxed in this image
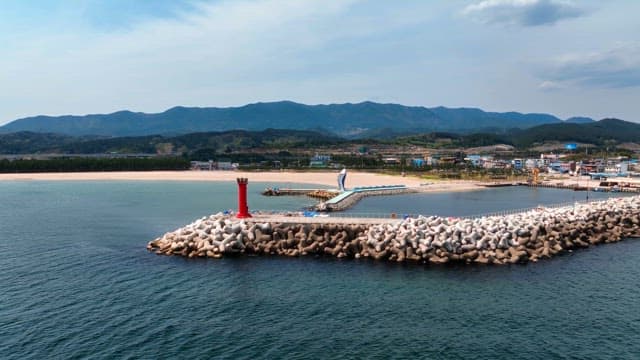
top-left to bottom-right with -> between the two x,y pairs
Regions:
0,101 -> 596,138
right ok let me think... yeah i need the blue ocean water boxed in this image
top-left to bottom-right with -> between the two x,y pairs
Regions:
1,181 -> 639,359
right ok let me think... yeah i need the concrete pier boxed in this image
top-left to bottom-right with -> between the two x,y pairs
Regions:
262,188 -> 339,200
315,185 -> 418,211
262,184 -> 420,211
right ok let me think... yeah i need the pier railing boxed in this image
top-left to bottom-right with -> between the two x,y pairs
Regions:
459,200 -> 589,219
251,209 -> 396,219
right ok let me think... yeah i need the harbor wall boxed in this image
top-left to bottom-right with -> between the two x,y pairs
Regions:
147,196 -> 640,265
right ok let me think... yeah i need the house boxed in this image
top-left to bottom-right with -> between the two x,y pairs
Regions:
540,153 -> 558,167
548,162 -> 569,174
465,155 -> 483,167
483,159 -> 509,169
191,161 -> 213,170
190,160 -> 237,171
426,155 -> 440,166
524,159 -> 539,169
309,160 -> 328,168
382,157 -> 401,165
310,153 -> 331,167
512,158 -> 523,170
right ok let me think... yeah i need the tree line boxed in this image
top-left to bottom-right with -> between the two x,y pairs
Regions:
0,157 -> 190,173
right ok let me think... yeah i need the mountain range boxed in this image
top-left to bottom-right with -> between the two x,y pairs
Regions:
0,101 -> 596,138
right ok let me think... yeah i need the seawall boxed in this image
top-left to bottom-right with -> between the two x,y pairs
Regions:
147,196 -> 640,265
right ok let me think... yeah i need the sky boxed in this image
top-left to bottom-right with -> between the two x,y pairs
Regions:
1,0 -> 639,125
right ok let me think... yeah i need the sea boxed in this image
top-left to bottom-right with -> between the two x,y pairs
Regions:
1,181 -> 639,359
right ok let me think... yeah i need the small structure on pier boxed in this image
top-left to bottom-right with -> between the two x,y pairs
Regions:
338,168 -> 347,192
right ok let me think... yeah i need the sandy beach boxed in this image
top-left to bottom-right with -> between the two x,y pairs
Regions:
0,170 -> 481,192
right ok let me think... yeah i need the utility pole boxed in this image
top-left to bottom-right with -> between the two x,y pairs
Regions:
586,176 -> 590,203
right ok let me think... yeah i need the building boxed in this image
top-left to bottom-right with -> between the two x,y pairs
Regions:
540,153 -> 559,167
191,160 -> 238,170
512,158 -> 523,170
524,159 -> 539,170
426,155 -> 440,166
310,153 -> 331,167
191,161 -> 213,170
482,159 -> 509,169
465,155 -> 483,167
412,158 -> 425,167
382,157 -> 401,165
309,160 -> 328,168
548,162 -> 569,174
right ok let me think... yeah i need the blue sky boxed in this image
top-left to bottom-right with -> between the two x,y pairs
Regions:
1,0 -> 639,124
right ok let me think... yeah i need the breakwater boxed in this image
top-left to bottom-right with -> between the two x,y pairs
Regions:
147,196 -> 640,265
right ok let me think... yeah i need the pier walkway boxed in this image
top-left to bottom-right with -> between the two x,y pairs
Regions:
250,214 -> 401,225
317,185 -> 418,211
262,188 -> 339,200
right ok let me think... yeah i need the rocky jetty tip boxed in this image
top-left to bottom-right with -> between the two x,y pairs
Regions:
147,196 -> 640,265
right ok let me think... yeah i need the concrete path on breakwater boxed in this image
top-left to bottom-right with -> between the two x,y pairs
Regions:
250,214 -> 401,225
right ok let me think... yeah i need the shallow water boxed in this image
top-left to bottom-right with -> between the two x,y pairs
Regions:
1,181 -> 639,359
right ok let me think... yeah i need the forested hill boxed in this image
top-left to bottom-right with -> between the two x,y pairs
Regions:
1,118 -> 639,155
509,118 -> 640,147
0,129 -> 342,155
0,101 -> 592,137
390,118 -> 640,149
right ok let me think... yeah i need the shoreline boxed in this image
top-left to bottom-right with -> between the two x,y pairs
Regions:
0,170 -> 482,193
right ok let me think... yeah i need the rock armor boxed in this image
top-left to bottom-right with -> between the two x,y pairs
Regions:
147,197 -> 640,265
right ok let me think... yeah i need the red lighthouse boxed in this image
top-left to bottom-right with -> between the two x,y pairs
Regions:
236,177 -> 252,218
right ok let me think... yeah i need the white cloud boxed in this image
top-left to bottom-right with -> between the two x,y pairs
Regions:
1,0 -> 441,122
462,0 -> 586,26
1,0 -> 639,124
1,1 -> 354,111
540,43 -> 640,88
538,80 -> 564,91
